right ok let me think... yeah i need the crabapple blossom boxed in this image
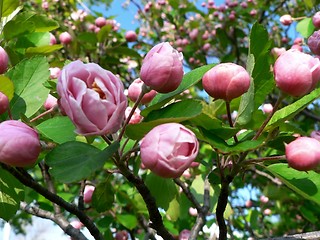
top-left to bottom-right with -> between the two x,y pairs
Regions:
140,123 -> 199,178
83,185 -> 95,203
57,60 -> 127,136
95,17 -> 106,27
43,94 -> 57,110
202,63 -> 251,101
285,137 -> 320,171
0,92 -> 9,114
0,120 -> 41,167
59,32 -> 72,44
0,46 -> 9,74
312,11 -> 320,28
125,30 -> 137,42
127,78 -> 157,104
274,50 -> 320,97
140,42 -> 184,93
279,14 -> 293,26
308,30 -> 320,55
125,107 -> 143,124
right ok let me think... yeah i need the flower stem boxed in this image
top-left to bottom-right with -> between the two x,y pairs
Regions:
226,101 -> 238,143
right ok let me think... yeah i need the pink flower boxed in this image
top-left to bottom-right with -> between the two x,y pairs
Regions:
125,30 -> 138,42
310,130 -> 320,141
49,33 -> 57,45
125,107 -> 143,124
274,50 -> 320,97
262,103 -> 273,114
140,123 -> 199,178
59,32 -> 72,44
57,60 -> 127,136
49,67 -> 61,79
308,30 -> 320,55
43,94 -> 57,110
312,11 -> 320,28
127,78 -> 157,104
285,137 -> 320,171
95,17 -> 107,27
280,14 -> 293,26
83,185 -> 95,203
260,195 -> 269,203
0,92 -> 9,114
263,208 -> 272,215
70,220 -> 83,229
0,46 -> 9,74
179,229 -> 191,240
140,42 -> 184,93
0,120 -> 41,167
271,47 -> 286,58
202,63 -> 251,101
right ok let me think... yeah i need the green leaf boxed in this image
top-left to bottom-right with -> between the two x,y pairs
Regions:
36,117 -> 77,144
0,167 -> 25,221
16,32 -> 50,48
0,75 -> 14,100
166,196 -> 180,221
6,56 -> 50,119
142,64 -> 215,117
296,18 -> 315,38
92,177 -> 114,213
116,214 -> 138,230
2,0 -> 19,17
126,99 -> 203,140
30,14 -> 59,32
267,88 -> 320,129
45,141 -> 119,183
25,45 -> 64,55
267,163 -> 320,205
200,127 -> 263,154
3,12 -> 36,40
236,22 -> 273,126
145,173 -> 178,210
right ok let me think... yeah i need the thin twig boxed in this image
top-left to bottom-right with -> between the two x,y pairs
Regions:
20,202 -> 88,240
1,164 -> 104,240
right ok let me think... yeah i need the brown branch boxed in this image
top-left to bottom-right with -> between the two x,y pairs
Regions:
264,231 -> 320,240
116,161 -> 174,240
174,178 -> 201,211
20,202 -> 87,240
1,164 -> 104,240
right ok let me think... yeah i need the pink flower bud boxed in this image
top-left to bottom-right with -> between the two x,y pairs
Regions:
0,120 -> 41,167
260,195 -> 269,203
263,208 -> 272,215
43,94 -> 57,110
310,130 -> 320,141
271,47 -> 286,58
0,92 -> 9,114
57,60 -> 127,136
0,46 -> 9,74
127,78 -> 157,104
140,123 -> 199,178
250,9 -> 257,16
294,37 -> 303,45
290,44 -> 303,52
285,137 -> 320,171
202,43 -> 211,51
125,30 -> 137,42
125,107 -> 143,124
245,200 -> 253,208
189,29 -> 199,40
49,67 -> 61,79
262,103 -> 273,114
70,220 -> 83,229
59,32 -> 72,45
312,11 -> 320,28
115,231 -> 128,240
179,229 -> 191,240
49,33 -> 57,45
274,50 -> 320,97
202,63 -> 251,101
308,30 -> 320,55
140,42 -> 184,93
188,207 -> 198,216
83,185 -> 95,203
280,14 -> 293,26
95,17 -> 106,27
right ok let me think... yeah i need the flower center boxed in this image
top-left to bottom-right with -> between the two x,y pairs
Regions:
91,82 -> 106,99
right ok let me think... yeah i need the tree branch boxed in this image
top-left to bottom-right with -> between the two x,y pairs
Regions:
116,161 -> 174,240
20,202 -> 88,240
264,231 -> 320,240
1,164 -> 104,240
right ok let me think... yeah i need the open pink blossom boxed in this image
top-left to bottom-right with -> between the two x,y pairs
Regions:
57,60 -> 127,136
140,123 -> 199,178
